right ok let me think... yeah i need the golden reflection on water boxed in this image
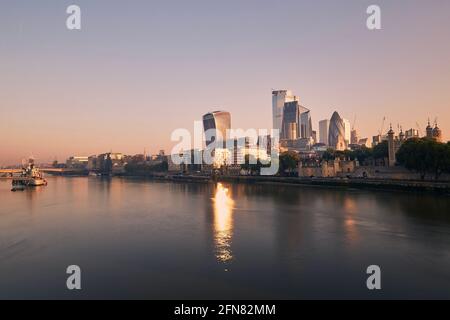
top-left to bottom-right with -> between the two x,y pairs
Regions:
213,183 -> 234,263
343,197 -> 358,243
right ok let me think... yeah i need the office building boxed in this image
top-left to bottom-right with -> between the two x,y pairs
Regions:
343,118 -> 351,146
319,119 -> 330,146
272,90 -> 299,132
300,109 -> 313,139
281,101 -> 312,140
328,111 -> 347,151
66,156 -> 88,169
202,111 -> 231,147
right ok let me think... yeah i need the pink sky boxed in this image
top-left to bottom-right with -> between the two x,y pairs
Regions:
1,1 -> 449,165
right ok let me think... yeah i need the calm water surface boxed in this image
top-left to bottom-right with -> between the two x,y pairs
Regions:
0,176 -> 449,299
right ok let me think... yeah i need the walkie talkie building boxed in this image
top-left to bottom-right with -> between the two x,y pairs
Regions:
202,111 -> 231,147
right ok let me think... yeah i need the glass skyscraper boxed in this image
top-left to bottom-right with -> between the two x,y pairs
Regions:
319,119 -> 330,145
272,90 -> 299,132
328,111 -> 347,150
281,101 -> 312,140
202,111 -> 231,147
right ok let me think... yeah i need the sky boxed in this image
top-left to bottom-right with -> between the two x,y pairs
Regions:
1,0 -> 449,165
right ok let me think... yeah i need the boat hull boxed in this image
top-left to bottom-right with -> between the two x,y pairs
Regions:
29,178 -> 47,186
12,178 -> 47,188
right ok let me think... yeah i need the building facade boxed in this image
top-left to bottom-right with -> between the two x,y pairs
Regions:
426,121 -> 443,142
328,111 -> 347,151
319,119 -> 330,146
66,156 -> 88,169
203,111 -> 231,147
298,159 -> 357,178
280,101 -> 312,141
272,90 -> 299,132
299,108 -> 313,139
343,118 -> 351,146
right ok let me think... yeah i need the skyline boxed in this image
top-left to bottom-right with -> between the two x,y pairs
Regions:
1,0 -> 450,165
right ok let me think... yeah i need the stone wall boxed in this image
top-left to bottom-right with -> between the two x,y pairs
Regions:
352,166 -> 450,181
298,160 -> 356,178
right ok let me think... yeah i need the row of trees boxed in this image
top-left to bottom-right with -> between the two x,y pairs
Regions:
322,141 -> 388,164
241,138 -> 450,179
241,152 -> 300,176
396,138 -> 450,180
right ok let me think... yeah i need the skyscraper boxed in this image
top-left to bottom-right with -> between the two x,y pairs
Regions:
319,119 -> 330,145
203,111 -> 231,147
280,101 -> 312,140
281,101 -> 300,140
343,118 -> 351,146
272,90 -> 299,132
299,108 -> 312,139
328,111 -> 347,151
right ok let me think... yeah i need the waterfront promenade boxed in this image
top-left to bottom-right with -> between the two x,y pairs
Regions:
121,173 -> 450,194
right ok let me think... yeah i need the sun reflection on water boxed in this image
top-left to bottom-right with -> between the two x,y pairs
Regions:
213,183 -> 234,263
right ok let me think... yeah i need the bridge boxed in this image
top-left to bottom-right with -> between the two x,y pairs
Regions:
0,169 -> 22,174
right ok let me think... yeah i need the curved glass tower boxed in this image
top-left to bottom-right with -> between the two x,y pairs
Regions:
328,111 -> 346,150
203,111 -> 231,147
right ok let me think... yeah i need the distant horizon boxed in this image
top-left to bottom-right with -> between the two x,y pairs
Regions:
1,0 -> 449,165
0,110 -> 445,167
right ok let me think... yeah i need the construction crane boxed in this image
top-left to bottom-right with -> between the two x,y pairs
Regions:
416,122 -> 423,136
378,117 -> 386,136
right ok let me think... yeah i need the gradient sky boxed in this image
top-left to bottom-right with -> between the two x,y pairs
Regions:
1,0 -> 449,165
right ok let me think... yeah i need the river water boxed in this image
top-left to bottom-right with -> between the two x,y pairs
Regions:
0,176 -> 449,299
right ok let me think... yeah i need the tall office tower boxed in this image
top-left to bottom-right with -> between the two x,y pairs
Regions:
203,111 -> 231,147
281,101 -> 300,140
299,107 -> 312,139
319,119 -> 330,145
343,118 -> 351,145
280,101 -> 312,140
328,111 -> 347,151
272,90 -> 299,132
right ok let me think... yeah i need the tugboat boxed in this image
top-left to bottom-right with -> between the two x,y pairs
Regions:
11,159 -> 47,191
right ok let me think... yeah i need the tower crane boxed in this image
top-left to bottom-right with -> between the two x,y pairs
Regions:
416,122 -> 423,136
378,117 -> 386,136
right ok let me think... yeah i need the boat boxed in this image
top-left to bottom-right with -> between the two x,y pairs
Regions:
11,159 -> 47,191
11,182 -> 25,192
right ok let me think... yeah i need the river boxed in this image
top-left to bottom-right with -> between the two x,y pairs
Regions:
0,176 -> 449,299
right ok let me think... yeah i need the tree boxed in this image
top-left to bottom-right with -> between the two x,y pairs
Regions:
241,155 -> 262,175
279,151 -> 299,176
372,140 -> 388,159
353,147 -> 373,164
322,149 -> 336,161
396,138 -> 450,180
